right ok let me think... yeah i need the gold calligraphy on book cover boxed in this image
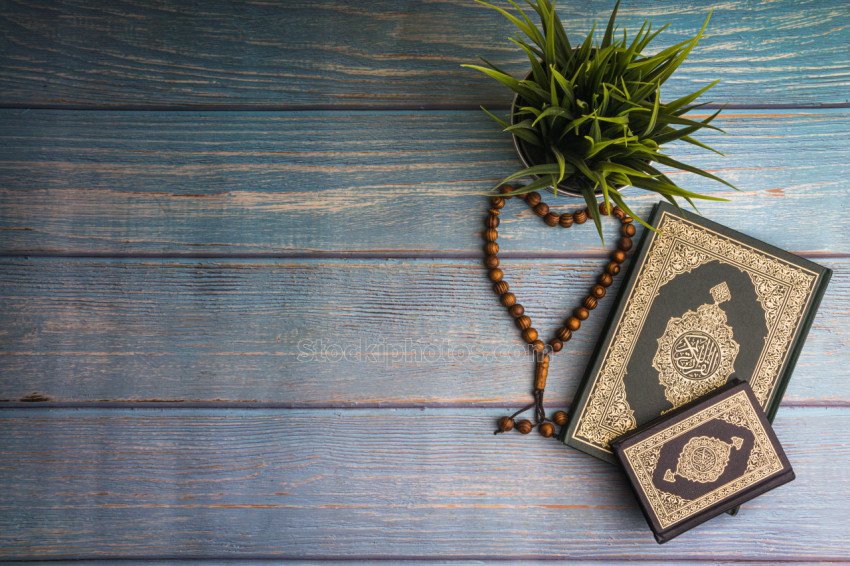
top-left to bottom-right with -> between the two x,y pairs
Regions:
571,212 -> 818,454
620,390 -> 784,529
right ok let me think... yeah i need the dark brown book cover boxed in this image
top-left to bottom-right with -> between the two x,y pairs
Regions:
561,201 -> 831,463
611,380 -> 794,543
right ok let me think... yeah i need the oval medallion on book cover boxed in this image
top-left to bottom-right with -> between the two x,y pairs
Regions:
663,435 -> 744,484
653,282 -> 740,409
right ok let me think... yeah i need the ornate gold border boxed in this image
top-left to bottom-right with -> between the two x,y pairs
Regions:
571,211 -> 818,453
621,390 -> 784,529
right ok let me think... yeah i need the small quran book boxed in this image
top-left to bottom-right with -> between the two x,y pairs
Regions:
611,380 -> 794,544
562,201 -> 831,463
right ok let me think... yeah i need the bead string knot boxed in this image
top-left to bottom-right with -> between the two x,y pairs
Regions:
488,186 -> 634,439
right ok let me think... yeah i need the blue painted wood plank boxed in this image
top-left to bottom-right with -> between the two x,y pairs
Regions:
0,109 -> 847,256
0,0 -> 847,108
0,564 -> 768,566
0,257 -> 843,404
0,556 -> 780,566
0,407 -> 847,560
4,563 -> 830,566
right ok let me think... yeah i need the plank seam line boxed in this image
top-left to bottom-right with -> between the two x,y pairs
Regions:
0,103 -> 849,112
1,556 -> 848,563
2,251 -> 848,260
0,400 -> 845,410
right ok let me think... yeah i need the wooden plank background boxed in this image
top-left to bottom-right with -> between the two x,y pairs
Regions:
0,109 -> 847,256
1,408 -> 848,560
1,0 -> 847,108
0,0 -> 848,562
0,257 -> 846,404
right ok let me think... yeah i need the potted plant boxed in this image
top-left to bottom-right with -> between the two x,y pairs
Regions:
463,0 -> 736,239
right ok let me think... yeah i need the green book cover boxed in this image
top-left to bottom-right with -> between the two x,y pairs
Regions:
561,201 -> 831,464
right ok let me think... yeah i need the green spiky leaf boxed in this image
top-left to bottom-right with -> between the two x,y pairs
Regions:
465,0 -> 733,237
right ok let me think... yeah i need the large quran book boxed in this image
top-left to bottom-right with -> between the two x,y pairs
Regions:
562,201 -> 831,463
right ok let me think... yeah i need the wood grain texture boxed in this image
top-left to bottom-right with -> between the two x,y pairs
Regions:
0,0 -> 847,109
1,563 -> 795,566
1,108 -> 848,256
2,0 -> 849,561
0,407 -> 848,560
1,564 -> 809,566
0,257 -> 843,404
8,564 -> 834,566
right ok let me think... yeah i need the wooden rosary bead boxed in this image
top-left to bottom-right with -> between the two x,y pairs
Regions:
522,327 -> 539,343
611,249 -> 627,264
516,419 -> 533,434
533,202 -> 549,217
552,411 -> 569,426
481,187 -> 637,435
500,292 -> 516,307
499,186 -> 515,198
498,416 -> 514,432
